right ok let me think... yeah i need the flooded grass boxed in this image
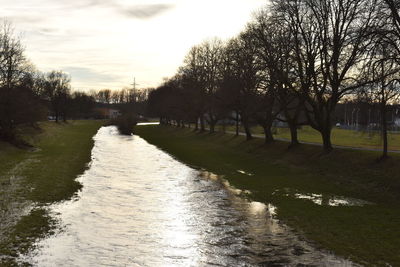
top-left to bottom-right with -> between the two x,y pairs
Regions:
136,125 -> 400,266
0,120 -> 103,265
236,169 -> 254,176
272,188 -> 374,207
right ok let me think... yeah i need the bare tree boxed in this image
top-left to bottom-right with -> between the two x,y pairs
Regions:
378,0 -> 400,59
362,41 -> 400,159
0,21 -> 46,142
97,89 -> 112,104
219,42 -> 243,136
0,22 -> 26,89
181,45 -> 208,131
273,0 -> 378,152
198,38 -> 226,133
250,10 -> 308,146
69,91 -> 96,119
223,35 -> 262,140
111,90 -> 120,104
44,71 -> 71,122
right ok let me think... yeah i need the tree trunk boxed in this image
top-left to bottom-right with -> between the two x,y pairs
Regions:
200,115 -> 205,132
195,117 -> 199,131
288,120 -> 300,147
242,118 -> 252,140
263,125 -> 274,143
381,103 -> 388,159
321,127 -> 333,152
235,111 -> 239,136
55,110 -> 59,123
209,122 -> 215,133
315,107 -> 334,153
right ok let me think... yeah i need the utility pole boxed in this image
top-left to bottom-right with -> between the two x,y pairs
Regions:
131,77 -> 136,95
132,77 -> 136,93
131,77 -> 139,103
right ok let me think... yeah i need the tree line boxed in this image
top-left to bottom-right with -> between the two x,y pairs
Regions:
148,0 -> 400,158
0,22 -> 149,145
0,22 -> 73,144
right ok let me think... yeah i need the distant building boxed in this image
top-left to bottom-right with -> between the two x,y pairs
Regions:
109,109 -> 120,119
95,108 -> 121,119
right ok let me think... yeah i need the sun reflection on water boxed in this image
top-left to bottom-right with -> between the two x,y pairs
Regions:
21,127 -> 356,267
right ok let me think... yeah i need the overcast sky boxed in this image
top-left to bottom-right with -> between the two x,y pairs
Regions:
0,0 -> 267,91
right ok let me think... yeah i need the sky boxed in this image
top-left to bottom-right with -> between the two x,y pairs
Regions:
0,0 -> 267,91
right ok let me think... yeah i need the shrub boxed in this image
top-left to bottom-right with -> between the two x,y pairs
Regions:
110,114 -> 137,135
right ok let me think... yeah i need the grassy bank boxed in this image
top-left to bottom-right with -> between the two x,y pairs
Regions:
0,120 -> 103,265
137,125 -> 400,266
219,125 -> 400,151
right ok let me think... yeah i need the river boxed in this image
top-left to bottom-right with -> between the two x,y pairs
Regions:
23,126 -> 354,266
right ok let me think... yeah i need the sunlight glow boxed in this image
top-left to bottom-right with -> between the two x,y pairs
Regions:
0,0 -> 267,90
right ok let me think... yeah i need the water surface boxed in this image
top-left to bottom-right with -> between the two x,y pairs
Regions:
24,126 -> 354,266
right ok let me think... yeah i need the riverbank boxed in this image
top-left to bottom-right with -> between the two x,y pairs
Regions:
0,120 -> 103,265
136,125 -> 400,266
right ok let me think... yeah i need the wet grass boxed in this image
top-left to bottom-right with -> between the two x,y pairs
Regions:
137,125 -> 400,266
0,120 -> 103,265
220,125 -> 400,151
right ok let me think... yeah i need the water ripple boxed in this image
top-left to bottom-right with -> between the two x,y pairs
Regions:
22,126 -> 355,266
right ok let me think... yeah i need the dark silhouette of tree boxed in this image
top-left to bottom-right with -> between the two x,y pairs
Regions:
223,35 -> 261,140
361,41 -> 400,159
146,0 -> 400,158
111,90 -> 121,104
0,22 -> 46,144
250,10 -> 306,146
148,78 -> 182,125
198,39 -> 226,133
218,45 -> 242,136
44,71 -> 71,123
69,91 -> 96,119
96,89 -> 112,104
378,0 -> 400,60
180,45 -> 208,131
273,0 -> 378,152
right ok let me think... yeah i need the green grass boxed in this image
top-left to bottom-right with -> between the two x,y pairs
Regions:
220,125 -> 400,151
137,125 -> 400,266
0,120 -> 103,265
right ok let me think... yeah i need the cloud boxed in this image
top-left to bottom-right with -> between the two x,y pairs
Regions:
35,27 -> 60,36
1,1 -> 175,23
1,0 -> 265,90
48,0 -> 175,19
5,15 -> 46,25
74,0 -> 115,9
118,4 -> 174,19
63,66 -> 122,84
